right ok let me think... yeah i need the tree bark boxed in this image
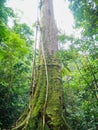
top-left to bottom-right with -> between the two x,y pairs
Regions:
39,0 -> 58,56
11,0 -> 71,130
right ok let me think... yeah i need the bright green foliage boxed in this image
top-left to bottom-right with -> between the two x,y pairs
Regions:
0,1 -> 34,129
0,0 -> 98,130
57,45 -> 98,130
0,25 -> 34,129
58,0 -> 98,124
65,1 -> 98,128
69,0 -> 98,36
0,0 -> 14,24
58,0 -> 98,125
0,26 -> 33,129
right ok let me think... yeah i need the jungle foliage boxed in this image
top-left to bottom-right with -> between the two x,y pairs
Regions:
0,0 -> 98,130
58,0 -> 98,129
0,0 -> 34,129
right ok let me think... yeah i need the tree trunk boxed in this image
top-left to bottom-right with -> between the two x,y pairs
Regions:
39,0 -> 58,56
12,0 -> 71,130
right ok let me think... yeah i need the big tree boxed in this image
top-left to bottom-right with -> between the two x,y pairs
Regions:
12,0 -> 70,130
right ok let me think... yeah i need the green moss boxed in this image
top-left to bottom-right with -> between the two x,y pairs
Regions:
11,56 -> 70,130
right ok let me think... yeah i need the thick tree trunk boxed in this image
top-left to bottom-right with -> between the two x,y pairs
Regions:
39,0 -> 58,56
12,0 -> 71,130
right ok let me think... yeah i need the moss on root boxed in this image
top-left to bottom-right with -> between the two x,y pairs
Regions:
11,56 -> 71,130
